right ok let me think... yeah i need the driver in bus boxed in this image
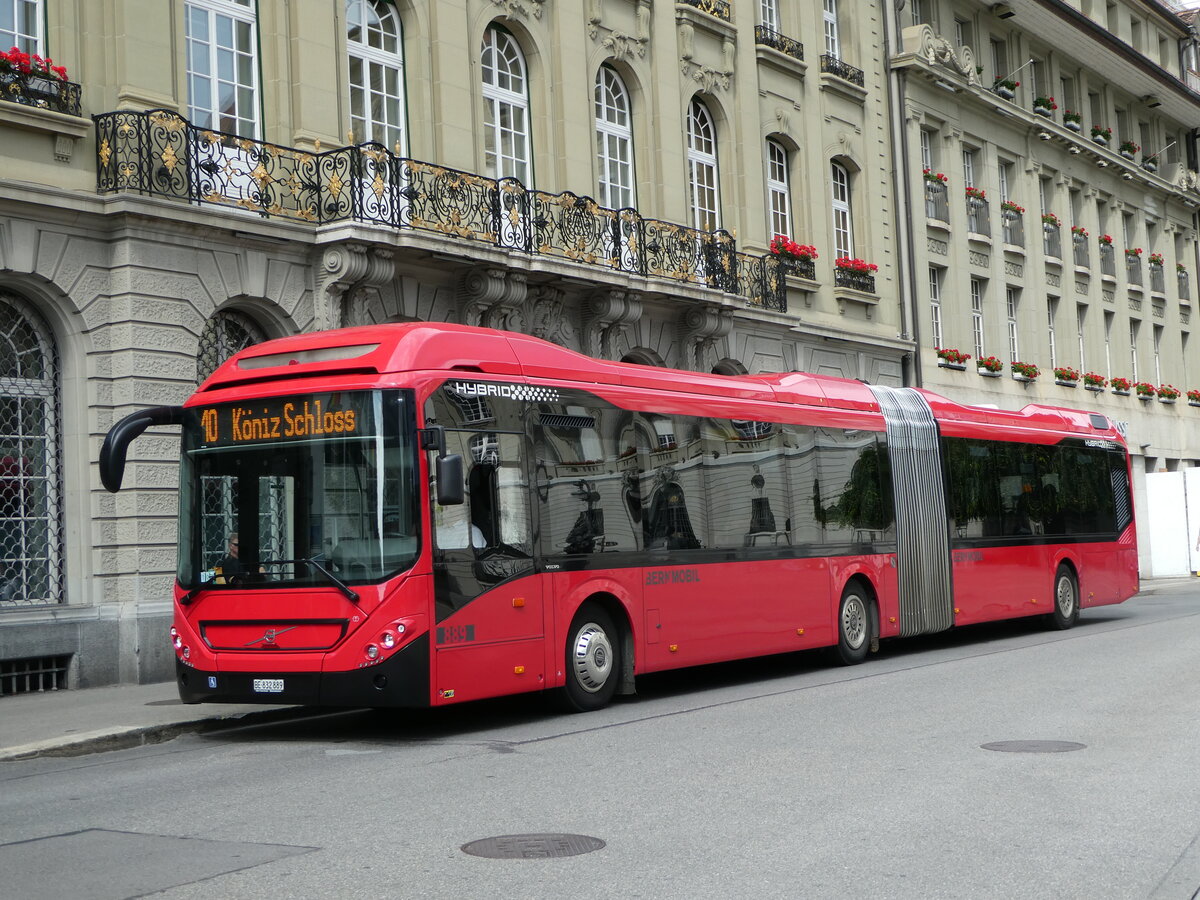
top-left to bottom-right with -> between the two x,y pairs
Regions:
214,533 -> 263,583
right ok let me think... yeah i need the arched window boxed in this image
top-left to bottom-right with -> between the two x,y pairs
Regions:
595,66 -> 635,209
766,138 -> 792,239
196,308 -> 268,384
687,98 -> 720,232
0,291 -> 62,608
185,0 -> 260,136
1,0 -> 41,53
831,161 -> 853,259
481,25 -> 531,184
346,0 -> 407,154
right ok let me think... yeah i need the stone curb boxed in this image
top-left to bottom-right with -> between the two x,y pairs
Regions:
0,706 -> 311,762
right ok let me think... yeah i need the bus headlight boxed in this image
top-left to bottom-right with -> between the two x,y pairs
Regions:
365,643 -> 379,660
170,627 -> 182,650
381,631 -> 396,649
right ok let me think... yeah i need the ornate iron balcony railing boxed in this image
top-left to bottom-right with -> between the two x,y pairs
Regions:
834,267 -> 876,293
820,54 -> 865,88
754,26 -> 804,61
677,0 -> 730,21
0,69 -> 81,116
94,109 -> 787,310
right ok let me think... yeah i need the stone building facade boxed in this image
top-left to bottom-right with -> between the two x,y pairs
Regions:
892,0 -> 1200,575
0,0 -> 905,689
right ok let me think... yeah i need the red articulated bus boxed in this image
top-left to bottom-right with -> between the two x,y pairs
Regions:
100,323 -> 1138,711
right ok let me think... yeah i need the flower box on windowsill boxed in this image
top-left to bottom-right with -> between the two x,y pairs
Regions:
978,367 -> 1002,378
1189,400 -> 1200,408
1064,120 -> 1082,133
1112,388 -> 1130,396
1085,384 -> 1105,392
938,361 -> 967,371
1159,398 -> 1176,405
1137,394 -> 1152,401
1012,373 -> 1036,383
1055,379 -> 1077,387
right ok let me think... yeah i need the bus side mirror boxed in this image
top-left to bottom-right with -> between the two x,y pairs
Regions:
436,454 -> 464,506
99,406 -> 186,493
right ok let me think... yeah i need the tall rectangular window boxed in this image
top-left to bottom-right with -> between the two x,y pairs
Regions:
1076,304 -> 1087,371
954,18 -> 972,50
823,0 -> 840,58
962,148 -> 977,188
1129,319 -> 1140,381
766,139 -> 792,239
1007,287 -> 1020,362
482,26 -> 532,185
347,0 -> 407,153
971,278 -> 985,360
920,130 -> 933,172
1153,324 -> 1163,384
929,266 -> 943,350
991,40 -> 1008,82
831,161 -> 853,259
1048,297 -> 1059,368
687,99 -> 720,231
0,0 -> 41,52
595,66 -> 635,209
760,0 -> 780,30
186,0 -> 259,136
1104,310 -> 1115,375
998,160 -> 1012,203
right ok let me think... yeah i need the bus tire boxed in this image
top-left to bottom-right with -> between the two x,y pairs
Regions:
1050,565 -> 1080,630
836,583 -> 872,666
559,602 -> 621,712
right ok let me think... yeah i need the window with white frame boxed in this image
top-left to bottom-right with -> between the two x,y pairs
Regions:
831,161 -> 853,259
760,0 -> 779,30
929,266 -> 943,350
186,0 -> 259,136
687,98 -> 720,231
346,0 -> 407,153
595,66 -> 635,210
1,0 -> 40,53
823,0 -> 840,58
1129,319 -> 1140,380
1104,310 -> 1114,375
998,161 -> 1012,203
1153,323 -> 1163,384
911,0 -> 930,26
1047,297 -> 1058,367
955,19 -> 973,52
481,24 -> 531,184
1076,304 -> 1087,371
1007,288 -> 1020,361
971,278 -> 985,360
920,130 -> 933,172
962,148 -> 977,188
766,138 -> 792,239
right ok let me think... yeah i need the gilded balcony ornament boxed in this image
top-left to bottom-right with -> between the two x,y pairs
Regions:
117,120 -> 135,138
251,162 -> 271,185
98,139 -> 112,168
327,172 -> 343,198
371,173 -> 386,200
160,144 -> 179,173
117,162 -> 137,186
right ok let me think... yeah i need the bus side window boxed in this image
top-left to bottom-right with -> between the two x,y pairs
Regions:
433,430 -> 529,555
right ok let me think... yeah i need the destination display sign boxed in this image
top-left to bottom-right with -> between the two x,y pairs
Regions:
193,392 -> 373,448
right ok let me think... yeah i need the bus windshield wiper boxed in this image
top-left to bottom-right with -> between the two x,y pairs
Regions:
259,557 -> 359,603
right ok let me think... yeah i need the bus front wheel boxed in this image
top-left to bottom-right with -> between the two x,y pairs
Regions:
559,602 -> 621,712
1050,566 -> 1080,630
836,583 -> 873,666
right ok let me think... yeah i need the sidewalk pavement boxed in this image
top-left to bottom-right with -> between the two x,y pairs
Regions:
0,679 -> 305,762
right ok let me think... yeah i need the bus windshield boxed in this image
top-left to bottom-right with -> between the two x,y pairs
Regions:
176,389 -> 419,589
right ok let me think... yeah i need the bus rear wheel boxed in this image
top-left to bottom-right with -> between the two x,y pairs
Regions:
836,583 -> 873,666
1050,565 -> 1079,630
559,602 -> 620,712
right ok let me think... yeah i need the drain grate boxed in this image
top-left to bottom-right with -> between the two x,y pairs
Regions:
981,740 -> 1086,753
461,834 -> 605,859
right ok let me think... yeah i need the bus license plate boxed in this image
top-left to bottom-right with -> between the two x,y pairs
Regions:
253,678 -> 284,693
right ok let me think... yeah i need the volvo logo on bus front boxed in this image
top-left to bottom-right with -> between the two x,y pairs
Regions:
245,625 -> 296,648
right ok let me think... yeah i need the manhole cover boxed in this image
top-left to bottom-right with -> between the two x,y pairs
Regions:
461,834 -> 605,859
981,740 -> 1086,753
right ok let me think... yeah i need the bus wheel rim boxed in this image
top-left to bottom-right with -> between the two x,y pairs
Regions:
842,596 -> 867,649
1057,576 -> 1075,616
571,623 -> 612,693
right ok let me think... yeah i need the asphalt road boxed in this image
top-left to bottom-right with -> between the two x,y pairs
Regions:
3,581 -> 1199,899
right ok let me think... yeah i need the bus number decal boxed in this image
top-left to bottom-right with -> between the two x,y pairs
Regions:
437,624 -> 476,645
645,568 -> 702,586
